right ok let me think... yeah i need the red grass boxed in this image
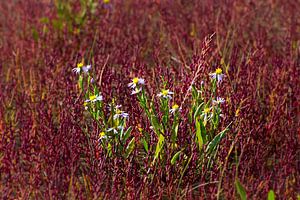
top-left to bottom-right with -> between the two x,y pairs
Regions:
0,0 -> 299,199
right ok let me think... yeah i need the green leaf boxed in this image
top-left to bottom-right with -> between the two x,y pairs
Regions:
267,190 -> 275,200
125,137 -> 135,158
122,126 -> 132,142
162,115 -> 168,127
40,17 -> 49,24
191,85 -> 198,99
171,150 -> 182,165
195,119 -> 204,151
141,138 -> 149,153
32,28 -> 39,42
171,121 -> 179,145
150,114 -> 162,136
52,19 -> 64,31
193,102 -> 204,119
153,134 -> 165,163
235,179 -> 247,200
90,2 -> 98,14
78,75 -> 83,90
205,127 -> 229,153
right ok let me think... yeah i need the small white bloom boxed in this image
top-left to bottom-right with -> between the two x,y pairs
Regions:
72,62 -> 91,74
85,94 -> 103,103
98,132 -> 107,140
131,87 -> 142,95
113,111 -> 129,120
128,77 -> 145,89
72,67 -> 81,74
157,89 -> 174,99
202,107 -> 213,123
209,68 -> 224,83
212,97 -> 225,105
169,104 -> 180,114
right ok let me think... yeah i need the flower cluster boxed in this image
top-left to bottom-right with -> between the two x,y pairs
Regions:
72,62 -> 92,74
128,77 -> 145,95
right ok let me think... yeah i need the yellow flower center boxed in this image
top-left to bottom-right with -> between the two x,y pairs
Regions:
103,0 -> 110,3
204,108 -> 210,113
100,132 -> 105,137
89,95 -> 96,101
77,62 -> 84,68
83,102 -> 88,106
132,77 -> 139,84
161,89 -> 169,96
116,109 -> 121,114
215,68 -> 222,74
172,104 -> 179,110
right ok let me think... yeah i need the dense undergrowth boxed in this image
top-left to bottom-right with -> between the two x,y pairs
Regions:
0,0 -> 299,199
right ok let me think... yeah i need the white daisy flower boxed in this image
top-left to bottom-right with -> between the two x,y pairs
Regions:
99,132 -> 107,140
72,62 -> 92,74
128,77 -> 145,89
157,89 -> 174,99
113,110 -> 129,120
72,62 -> 84,74
212,97 -> 225,105
169,104 -> 180,114
202,107 -> 213,123
209,68 -> 224,83
85,94 -> 103,103
131,87 -> 142,95
72,67 -> 81,74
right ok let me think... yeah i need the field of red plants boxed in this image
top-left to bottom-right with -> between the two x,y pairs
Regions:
0,0 -> 299,199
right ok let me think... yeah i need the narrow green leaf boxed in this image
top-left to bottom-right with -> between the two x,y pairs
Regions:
125,137 -> 135,158
154,134 -> 165,162
235,179 -> 247,200
191,85 -> 198,99
195,119 -> 204,150
78,75 -> 83,90
193,102 -> 204,119
267,190 -> 275,200
141,138 -> 149,153
40,17 -> 49,24
150,114 -> 161,136
199,118 -> 206,143
32,28 -> 39,42
171,120 -> 179,145
122,126 -> 132,142
171,150 -> 182,165
162,115 -> 168,127
205,127 -> 229,153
